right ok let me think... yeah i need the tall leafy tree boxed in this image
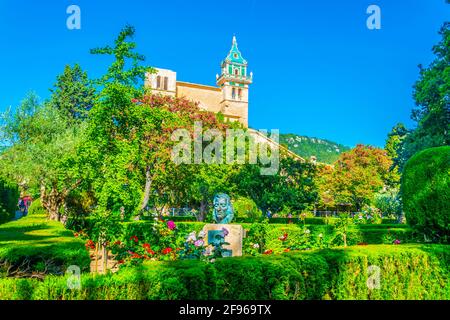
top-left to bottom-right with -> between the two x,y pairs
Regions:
384,123 -> 407,187
90,24 -> 152,87
0,93 -> 86,221
138,95 -> 232,220
50,64 -> 96,120
315,164 -> 336,211
385,123 -> 408,166
330,145 -> 392,211
235,157 -> 317,214
86,24 -> 158,214
402,22 -> 450,165
78,25 -> 156,257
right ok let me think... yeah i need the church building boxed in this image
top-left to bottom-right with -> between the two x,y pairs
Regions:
145,36 -> 252,127
145,36 -> 304,162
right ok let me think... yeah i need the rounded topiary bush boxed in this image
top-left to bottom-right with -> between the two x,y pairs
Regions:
401,146 -> 450,242
233,196 -> 262,220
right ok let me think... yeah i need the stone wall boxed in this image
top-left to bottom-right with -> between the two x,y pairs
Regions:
176,81 -> 223,113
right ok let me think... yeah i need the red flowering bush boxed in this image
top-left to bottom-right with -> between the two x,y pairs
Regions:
85,240 -> 96,250
109,217 -> 181,266
143,243 -> 156,255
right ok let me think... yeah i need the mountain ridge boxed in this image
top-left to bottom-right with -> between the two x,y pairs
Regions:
280,133 -> 351,164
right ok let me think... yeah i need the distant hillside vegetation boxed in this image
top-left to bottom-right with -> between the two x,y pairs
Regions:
280,133 -> 350,164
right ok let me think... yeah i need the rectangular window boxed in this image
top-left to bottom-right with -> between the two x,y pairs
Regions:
164,77 -> 169,90
232,88 -> 236,100
238,89 -> 242,100
156,76 -> 161,89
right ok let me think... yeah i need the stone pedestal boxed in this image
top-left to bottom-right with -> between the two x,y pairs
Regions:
203,224 -> 244,257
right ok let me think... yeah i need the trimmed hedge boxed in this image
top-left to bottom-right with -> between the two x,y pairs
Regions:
0,178 -> 19,224
236,217 -> 339,225
158,216 -> 197,222
156,216 -> 399,225
401,146 -> 450,242
0,244 -> 448,300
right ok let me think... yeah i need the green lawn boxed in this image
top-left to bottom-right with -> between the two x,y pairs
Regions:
0,214 -> 90,274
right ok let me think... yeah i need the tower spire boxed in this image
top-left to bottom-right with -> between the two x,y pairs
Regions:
216,36 -> 253,128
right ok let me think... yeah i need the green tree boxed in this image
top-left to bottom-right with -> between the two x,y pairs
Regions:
331,145 -> 392,211
142,96 -> 233,221
0,93 -> 85,221
315,164 -> 336,211
83,24 -> 232,228
385,123 -> 408,174
78,25 -> 157,261
402,22 -> 450,166
235,157 -> 317,215
373,188 -> 402,218
90,24 -> 153,87
50,64 -> 96,121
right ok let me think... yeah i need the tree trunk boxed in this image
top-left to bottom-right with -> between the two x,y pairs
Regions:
40,184 -> 62,221
40,180 -> 82,222
140,166 -> 153,211
102,244 -> 108,274
94,243 -> 99,274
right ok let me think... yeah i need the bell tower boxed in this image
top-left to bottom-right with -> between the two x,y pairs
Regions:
216,36 -> 253,127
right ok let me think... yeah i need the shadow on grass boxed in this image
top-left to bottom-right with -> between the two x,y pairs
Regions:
0,215 -> 90,273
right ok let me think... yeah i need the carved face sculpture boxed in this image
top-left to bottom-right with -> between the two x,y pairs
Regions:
213,193 -> 234,224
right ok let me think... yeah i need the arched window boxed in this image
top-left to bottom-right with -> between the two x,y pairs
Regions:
238,89 -> 242,100
234,68 -> 239,76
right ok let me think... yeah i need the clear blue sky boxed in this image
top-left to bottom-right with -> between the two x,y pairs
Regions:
0,0 -> 448,147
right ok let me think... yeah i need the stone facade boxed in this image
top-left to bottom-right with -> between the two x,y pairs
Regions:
145,36 -> 252,127
203,224 -> 244,257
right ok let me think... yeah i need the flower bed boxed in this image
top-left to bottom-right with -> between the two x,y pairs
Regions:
111,221 -> 417,259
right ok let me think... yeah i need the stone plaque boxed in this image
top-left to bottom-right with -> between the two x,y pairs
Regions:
203,224 -> 244,257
